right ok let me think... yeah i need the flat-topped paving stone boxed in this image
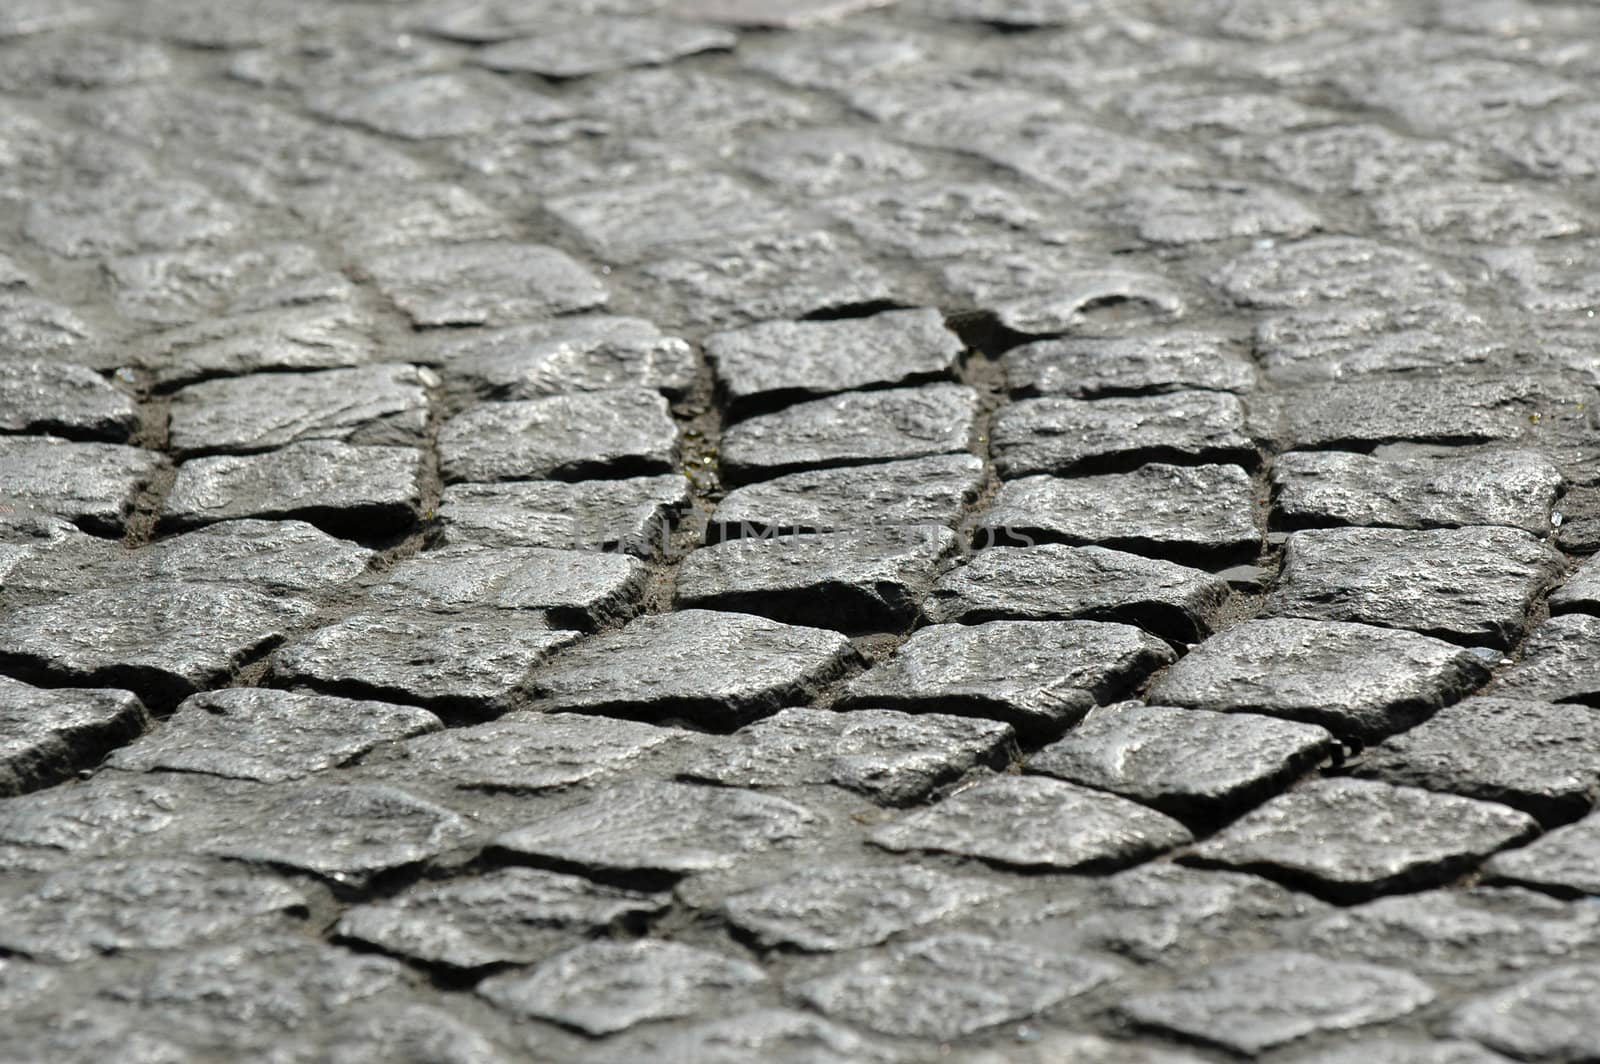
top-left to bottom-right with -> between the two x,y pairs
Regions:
104,242 -> 354,327
1030,702 -> 1335,822
1450,964 -> 1600,1060
439,389 -> 677,483
824,179 -> 1060,261
335,867 -> 669,972
1287,1039 -> 1515,1064
23,172 -> 240,259
962,1032 -> 1216,1064
1213,236 -> 1464,308
681,0 -> 897,28
1272,449 -> 1564,534
271,611 -> 579,717
417,315 -> 697,401
1549,554 -> 1600,615
166,365 -> 432,459
128,303 -> 380,391
1494,613 -> 1600,705
1148,618 -> 1491,740
305,70 -> 572,140
1186,777 -> 1538,901
286,179 -> 514,254
492,779 -> 821,878
0,582 -> 316,709
975,464 -> 1259,563
0,675 -> 148,797
571,1007 -> 900,1064
1264,378 -> 1538,451
843,620 -> 1174,738
546,172 -> 794,265
105,688 -> 441,784
363,241 -> 609,327
1483,811 -> 1600,895
710,454 -> 984,538
927,544 -> 1230,642
870,774 -> 1192,871
1111,178 -> 1320,245
1119,951 -> 1435,1055
0,436 -> 167,536
1252,301 -> 1505,385
0,360 -> 137,442
1371,180 -> 1585,245
675,527 -> 958,629
704,308 -> 963,417
530,609 -> 860,727
436,476 -> 689,554
1002,330 -> 1255,399
1354,697 -> 1600,825
719,384 -> 978,484
471,17 -> 736,79
162,442 -> 422,537
991,392 -> 1255,478
367,545 -> 646,629
479,939 -> 767,1035
1266,526 -> 1561,648
676,706 -> 1013,806
790,931 -> 1124,1040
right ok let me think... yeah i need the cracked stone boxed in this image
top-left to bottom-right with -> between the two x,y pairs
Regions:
1188,777 -> 1537,901
167,365 -> 431,459
675,527 -> 958,629
105,243 -> 354,327
364,242 -> 608,327
368,545 -> 647,628
479,939 -> 767,1036
1215,236 -> 1463,308
0,361 -> 137,442
1148,618 -> 1492,740
163,442 -> 422,536
790,931 -> 1124,1039
1266,526 -> 1561,648
991,392 -> 1255,478
1493,613 -> 1600,705
492,779 -> 820,877
1119,951 -> 1435,1055
705,308 -> 963,418
870,774 -> 1192,870
547,172 -> 793,265
1003,331 -> 1255,399
942,255 -> 1188,337
927,544 -> 1231,643
439,390 -> 676,483
530,609 -> 860,727
474,17 -> 735,79
0,857 -> 308,963
0,436 -> 167,536
710,454 -> 984,538
335,868 -> 668,972
1451,964 -> 1600,1060
1253,302 -> 1504,385
676,706 -> 1013,805
975,464 -> 1259,563
1272,449 -> 1564,534
270,612 -> 580,716
0,582 -> 316,709
719,384 -> 978,484
306,71 -> 572,140
0,675 -> 149,797
1354,697 -> 1600,825
23,174 -> 241,259
105,688 -> 441,784
128,303 -> 381,391
436,476 -> 689,554
1483,811 -> 1600,895
1029,702 -> 1335,822
843,620 -> 1174,737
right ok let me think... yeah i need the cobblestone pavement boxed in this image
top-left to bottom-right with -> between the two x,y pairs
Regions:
3,0 -> 1600,1060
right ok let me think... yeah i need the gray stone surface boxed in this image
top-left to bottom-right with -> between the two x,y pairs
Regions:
0,360 -> 137,441
306,71 -> 572,141
0,676 -> 149,797
991,392 -> 1255,478
843,620 -> 1175,737
1188,778 -> 1538,901
572,1008 -> 900,1064
0,436 -> 167,536
363,241 -> 608,327
1030,702 -> 1335,822
1214,236 -> 1463,308
472,17 -> 736,79
1495,613 -> 1600,705
710,454 -> 984,538
1003,330 -> 1255,399
1252,301 -> 1505,385
128,303 -> 381,390
1450,964 -> 1600,1061
1549,553 -> 1600,615
439,389 -> 677,483
870,774 -> 1192,871
1148,618 -> 1492,739
1483,811 -> 1600,896
1264,378 -> 1540,451
436,476 -> 689,554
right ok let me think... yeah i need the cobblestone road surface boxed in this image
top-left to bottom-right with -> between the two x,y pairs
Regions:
3,0 -> 1600,1060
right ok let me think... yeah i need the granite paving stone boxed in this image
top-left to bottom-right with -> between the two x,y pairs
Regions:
0,436 -> 168,536
0,360 -> 138,441
127,303 -> 381,390
305,71 -> 573,141
0,675 -> 149,797
287,180 -> 515,255
842,620 -> 1175,737
825,180 -> 1065,261
435,476 -> 689,554
709,454 -> 984,539
1482,811 -> 1600,895
1002,330 -> 1255,399
1213,236 -> 1464,308
105,242 -> 355,327
439,390 -> 677,483
1252,301 -> 1506,384
1494,613 -> 1600,705
547,172 -> 794,265
1148,618 -> 1492,739
1450,964 -> 1600,1061
22,174 -> 241,259
1262,377 -> 1542,451
570,1008 -> 901,1064
990,392 -> 1256,479
471,17 -> 736,79
736,127 -> 929,196
1548,553 -> 1600,615
941,256 -> 1190,337
363,241 -> 609,327
1187,778 -> 1539,901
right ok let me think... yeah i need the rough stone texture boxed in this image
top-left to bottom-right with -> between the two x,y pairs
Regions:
435,476 -> 689,554
1495,613 -> 1600,705
719,384 -> 979,484
1549,553 -> 1600,616
306,71 -> 572,141
1266,526 -> 1562,647
1483,812 -> 1600,896
927,544 -> 1231,642
1188,778 -> 1538,901
529,610 -> 860,727
127,303 -> 381,390
1029,702 -> 1335,822
439,389 -> 677,483
843,620 -> 1175,738
572,1008 -> 900,1064
0,360 -> 138,441
870,774 -> 1193,871
1272,449 -> 1564,534
0,436 -> 168,536
547,172 -> 793,265
975,464 -> 1259,562
1449,964 -> 1600,1060
676,706 -> 1013,806
0,676 -> 149,797
710,454 -> 984,538
1148,618 -> 1492,740
705,308 -> 963,417
1252,301 -> 1506,385
675,527 -> 958,629
472,17 -> 736,79
1263,378 -> 1541,452
1213,236 -> 1463,308
991,392 -> 1256,478
363,241 -> 609,327
1003,331 -> 1255,399
1119,951 -> 1436,1055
